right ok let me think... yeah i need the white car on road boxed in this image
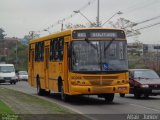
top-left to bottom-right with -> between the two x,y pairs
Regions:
0,64 -> 17,84
17,71 -> 28,81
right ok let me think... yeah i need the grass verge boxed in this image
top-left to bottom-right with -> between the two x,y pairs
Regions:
0,87 -> 90,120
0,100 -> 14,114
0,87 -> 70,114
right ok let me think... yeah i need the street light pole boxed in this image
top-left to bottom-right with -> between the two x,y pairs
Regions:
97,0 -> 100,27
58,20 -> 64,31
102,11 -> 123,26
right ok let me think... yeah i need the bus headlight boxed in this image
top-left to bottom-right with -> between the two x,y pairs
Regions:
141,84 -> 149,88
71,80 -> 76,85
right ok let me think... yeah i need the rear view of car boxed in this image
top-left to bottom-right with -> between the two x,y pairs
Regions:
120,69 -> 160,98
18,71 -> 28,81
0,64 -> 17,84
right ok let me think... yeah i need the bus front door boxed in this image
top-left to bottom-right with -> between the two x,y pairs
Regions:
44,47 -> 49,89
63,40 -> 69,93
30,50 -> 34,86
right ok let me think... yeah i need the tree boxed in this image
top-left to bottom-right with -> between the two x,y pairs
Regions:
65,23 -> 86,29
109,18 -> 141,37
0,28 -> 6,40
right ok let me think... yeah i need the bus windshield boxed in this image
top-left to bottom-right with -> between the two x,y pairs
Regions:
71,40 -> 128,72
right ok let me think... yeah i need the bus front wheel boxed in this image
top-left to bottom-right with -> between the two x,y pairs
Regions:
120,93 -> 125,97
61,86 -> 69,102
104,93 -> 114,103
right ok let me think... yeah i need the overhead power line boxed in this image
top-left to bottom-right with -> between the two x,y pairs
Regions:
122,0 -> 160,15
137,15 -> 160,25
36,0 -> 96,34
127,22 -> 160,37
122,15 -> 160,29
136,22 -> 160,31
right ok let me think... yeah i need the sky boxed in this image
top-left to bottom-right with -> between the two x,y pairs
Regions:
0,0 -> 160,44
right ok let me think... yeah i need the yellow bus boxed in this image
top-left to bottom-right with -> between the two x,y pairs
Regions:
28,28 -> 129,102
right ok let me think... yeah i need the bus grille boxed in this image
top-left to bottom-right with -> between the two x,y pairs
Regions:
83,76 -> 118,86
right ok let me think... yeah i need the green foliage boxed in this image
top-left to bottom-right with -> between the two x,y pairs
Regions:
0,100 -> 14,114
0,28 -> 6,40
128,54 -> 147,69
16,43 -> 28,71
0,40 -> 28,71
0,28 -> 28,70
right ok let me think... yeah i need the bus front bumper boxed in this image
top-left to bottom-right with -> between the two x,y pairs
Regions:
69,84 -> 129,95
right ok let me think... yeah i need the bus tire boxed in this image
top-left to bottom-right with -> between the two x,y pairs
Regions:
104,93 -> 114,103
37,83 -> 43,95
61,85 -> 69,102
120,93 -> 125,97
36,77 -> 44,96
45,90 -> 51,96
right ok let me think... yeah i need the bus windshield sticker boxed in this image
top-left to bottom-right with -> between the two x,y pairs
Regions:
103,63 -> 109,70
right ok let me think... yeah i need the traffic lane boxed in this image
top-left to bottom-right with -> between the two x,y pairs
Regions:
0,81 -> 37,95
46,94 -> 160,114
119,95 -> 160,113
1,81 -> 160,114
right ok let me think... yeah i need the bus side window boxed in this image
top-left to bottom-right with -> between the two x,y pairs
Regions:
54,39 -> 59,60
50,37 -> 64,61
35,42 -> 44,61
58,37 -> 64,61
50,40 -> 54,61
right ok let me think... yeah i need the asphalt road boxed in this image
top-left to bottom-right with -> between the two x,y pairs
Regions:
1,81 -> 160,120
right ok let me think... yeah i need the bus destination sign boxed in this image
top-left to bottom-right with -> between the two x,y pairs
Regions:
90,32 -> 117,38
72,29 -> 125,39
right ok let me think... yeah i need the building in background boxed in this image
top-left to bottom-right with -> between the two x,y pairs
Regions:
127,43 -> 160,55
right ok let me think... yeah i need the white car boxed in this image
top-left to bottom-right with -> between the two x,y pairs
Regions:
18,71 -> 28,81
0,64 -> 17,84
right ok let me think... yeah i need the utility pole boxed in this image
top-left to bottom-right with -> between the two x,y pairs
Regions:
61,22 -> 64,32
97,0 -> 100,27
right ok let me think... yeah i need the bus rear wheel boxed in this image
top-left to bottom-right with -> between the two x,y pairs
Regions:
37,81 -> 45,96
104,93 -> 114,103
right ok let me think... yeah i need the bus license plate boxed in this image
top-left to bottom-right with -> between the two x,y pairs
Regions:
118,87 -> 127,90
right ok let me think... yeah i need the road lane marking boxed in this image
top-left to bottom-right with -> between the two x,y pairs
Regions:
130,104 -> 160,112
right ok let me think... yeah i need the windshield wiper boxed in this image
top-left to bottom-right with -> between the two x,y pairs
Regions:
84,38 -> 98,50
104,38 -> 115,52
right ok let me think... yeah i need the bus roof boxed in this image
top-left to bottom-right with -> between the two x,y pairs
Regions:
29,27 -> 124,44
